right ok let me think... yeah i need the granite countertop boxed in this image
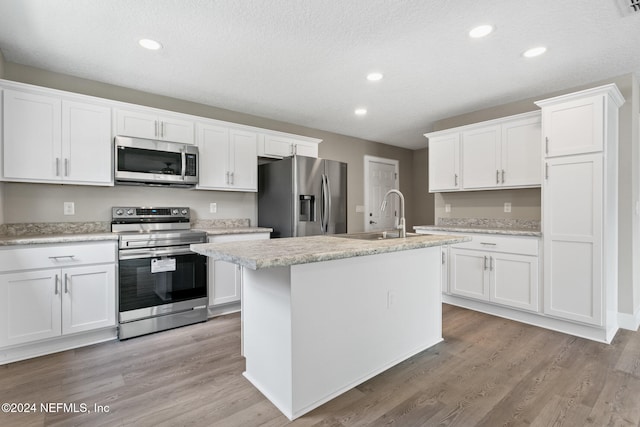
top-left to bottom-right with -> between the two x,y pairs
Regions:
0,232 -> 119,246
414,225 -> 542,237
190,233 -> 469,270
0,219 -> 271,246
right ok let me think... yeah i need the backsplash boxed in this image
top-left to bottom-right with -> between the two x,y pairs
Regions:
1,221 -> 111,236
437,217 -> 540,231
0,219 -> 254,236
191,219 -> 251,228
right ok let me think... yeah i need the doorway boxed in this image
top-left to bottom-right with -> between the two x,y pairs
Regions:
364,156 -> 399,232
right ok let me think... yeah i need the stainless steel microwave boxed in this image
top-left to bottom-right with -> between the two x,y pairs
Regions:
114,136 -> 198,187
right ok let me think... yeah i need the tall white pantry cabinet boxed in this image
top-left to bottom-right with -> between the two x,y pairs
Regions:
536,84 -> 624,342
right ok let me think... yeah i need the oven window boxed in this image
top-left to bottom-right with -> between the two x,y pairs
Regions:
117,146 -> 183,176
119,253 -> 207,312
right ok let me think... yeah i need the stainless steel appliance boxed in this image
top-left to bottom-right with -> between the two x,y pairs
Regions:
114,136 -> 198,187
258,155 -> 347,237
112,207 -> 208,339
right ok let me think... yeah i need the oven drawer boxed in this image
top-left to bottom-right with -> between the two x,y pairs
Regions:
0,242 -> 117,272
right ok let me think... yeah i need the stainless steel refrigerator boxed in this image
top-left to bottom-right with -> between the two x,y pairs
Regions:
258,155 -> 347,238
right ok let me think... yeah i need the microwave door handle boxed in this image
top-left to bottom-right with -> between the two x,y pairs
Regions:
181,151 -> 186,179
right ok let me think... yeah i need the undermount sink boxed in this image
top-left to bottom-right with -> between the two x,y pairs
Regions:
335,231 -> 421,241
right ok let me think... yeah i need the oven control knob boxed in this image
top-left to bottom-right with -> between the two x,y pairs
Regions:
172,209 -> 180,215
181,209 -> 188,215
126,209 -> 134,216
115,209 -> 124,216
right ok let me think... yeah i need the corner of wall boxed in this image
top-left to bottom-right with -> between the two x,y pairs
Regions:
0,48 -> 5,77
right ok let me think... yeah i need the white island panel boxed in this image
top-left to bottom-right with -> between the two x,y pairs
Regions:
242,246 -> 442,420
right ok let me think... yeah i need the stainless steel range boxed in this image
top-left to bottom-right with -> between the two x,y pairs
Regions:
112,207 -> 208,339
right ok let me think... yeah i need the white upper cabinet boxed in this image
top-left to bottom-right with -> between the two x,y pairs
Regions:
540,95 -> 604,157
461,125 -> 501,189
115,108 -> 195,144
3,89 -> 112,185
426,111 -> 541,192
501,115 -> 542,187
258,134 -> 320,159
428,133 -> 460,192
196,122 -> 257,192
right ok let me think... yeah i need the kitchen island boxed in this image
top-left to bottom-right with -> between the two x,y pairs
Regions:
191,233 -> 468,420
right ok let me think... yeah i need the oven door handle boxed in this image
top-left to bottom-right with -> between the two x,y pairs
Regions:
119,246 -> 195,260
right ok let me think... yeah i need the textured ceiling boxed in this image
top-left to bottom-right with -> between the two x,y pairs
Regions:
0,0 -> 638,149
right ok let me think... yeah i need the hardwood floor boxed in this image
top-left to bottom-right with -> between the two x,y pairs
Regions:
1,304 -> 639,426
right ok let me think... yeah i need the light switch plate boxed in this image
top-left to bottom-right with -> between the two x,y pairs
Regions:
445,204 -> 451,213
504,202 -> 512,213
63,202 -> 75,215
209,203 -> 217,213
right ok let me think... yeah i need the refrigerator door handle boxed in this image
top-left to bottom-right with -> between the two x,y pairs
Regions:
320,174 -> 326,233
324,174 -> 332,233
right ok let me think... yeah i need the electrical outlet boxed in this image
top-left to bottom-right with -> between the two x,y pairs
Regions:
504,202 -> 512,213
209,203 -> 217,213
445,204 -> 451,213
63,202 -> 75,215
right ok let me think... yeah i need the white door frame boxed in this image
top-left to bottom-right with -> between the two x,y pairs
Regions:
364,155 -> 399,232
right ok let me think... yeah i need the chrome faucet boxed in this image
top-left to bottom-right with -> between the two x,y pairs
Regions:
380,189 -> 406,238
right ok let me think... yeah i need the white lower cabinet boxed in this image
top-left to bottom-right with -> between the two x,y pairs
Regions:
0,242 -> 117,362
449,248 -> 538,311
0,264 -> 116,347
208,232 -> 270,308
437,232 -> 540,313
450,249 -> 490,301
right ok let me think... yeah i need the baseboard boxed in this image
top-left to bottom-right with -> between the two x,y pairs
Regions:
618,307 -> 640,331
208,301 -> 241,318
0,327 -> 117,365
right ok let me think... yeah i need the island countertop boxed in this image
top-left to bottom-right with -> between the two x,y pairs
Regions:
190,233 -> 469,270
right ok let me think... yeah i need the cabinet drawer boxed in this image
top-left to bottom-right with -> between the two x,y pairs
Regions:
452,234 -> 539,256
0,242 -> 117,272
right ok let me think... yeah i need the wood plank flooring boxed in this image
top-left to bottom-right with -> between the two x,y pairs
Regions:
1,304 -> 639,426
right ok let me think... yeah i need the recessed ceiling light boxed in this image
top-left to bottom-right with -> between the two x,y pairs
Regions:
469,24 -> 494,38
523,46 -> 547,58
138,38 -> 162,50
366,72 -> 383,82
355,108 -> 367,116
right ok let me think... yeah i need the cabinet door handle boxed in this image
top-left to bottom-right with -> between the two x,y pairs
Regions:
480,242 -> 496,246
484,256 -> 488,270
48,255 -> 76,260
490,256 -> 494,271
545,163 -> 549,180
54,274 -> 59,295
501,169 -> 505,184
454,173 -> 458,186
496,170 -> 500,184
442,251 -> 446,265
155,120 -> 159,137
161,121 -> 165,138
230,172 -> 234,185
64,274 -> 69,293
545,137 -> 549,155
64,158 -> 69,177
55,158 -> 61,176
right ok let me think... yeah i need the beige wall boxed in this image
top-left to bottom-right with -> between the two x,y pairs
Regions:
1,62 -> 414,232
411,148 -> 434,226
